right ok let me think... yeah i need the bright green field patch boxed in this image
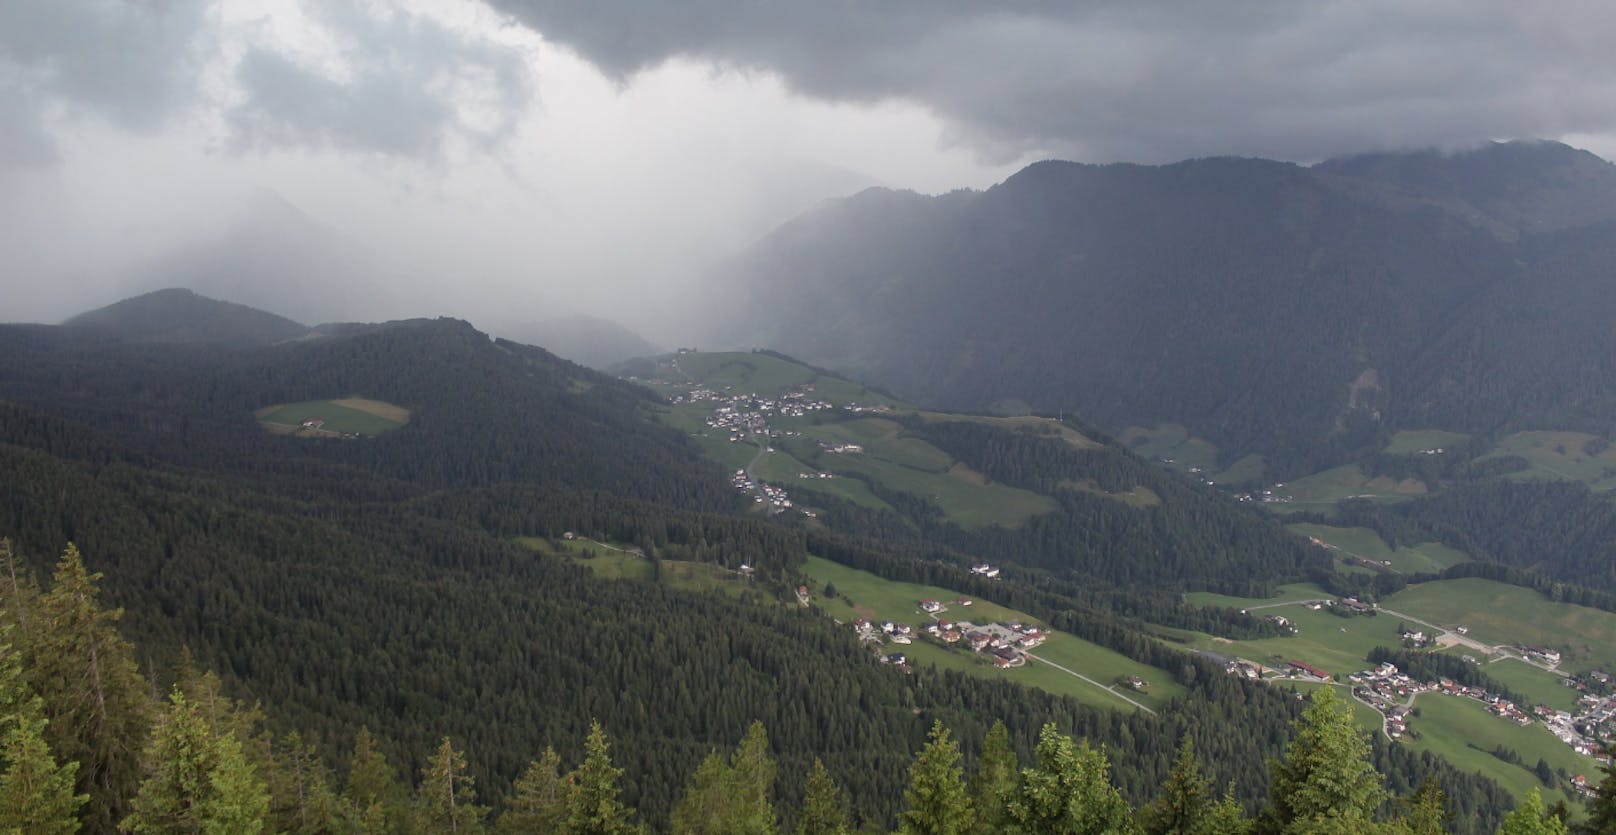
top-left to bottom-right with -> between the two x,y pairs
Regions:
1215,454 -> 1266,485
1177,603 -> 1410,677
1119,423 -> 1220,472
669,352 -> 907,407
1478,430 -> 1616,489
820,453 -> 1057,529
1385,579 -> 1616,674
1058,480 -> 1161,508
1286,523 -> 1468,574
1183,583 -> 1332,610
256,398 -> 408,436
1383,429 -> 1472,455
1281,465 -> 1426,506
1405,694 -> 1590,808
803,556 -> 1182,711
1484,658 -> 1580,713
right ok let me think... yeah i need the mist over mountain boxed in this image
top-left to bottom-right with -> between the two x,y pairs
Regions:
117,190 -> 408,326
492,314 -> 660,369
711,140 -> 1616,478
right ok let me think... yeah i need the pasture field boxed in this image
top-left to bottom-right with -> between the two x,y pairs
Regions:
1286,523 -> 1468,574
816,452 -> 1057,529
1477,430 -> 1616,489
802,556 -> 1184,711
916,412 -> 1101,450
517,536 -> 750,594
1280,465 -> 1426,505
256,398 -> 408,436
1404,694 -> 1590,808
1385,579 -> 1616,674
669,351 -> 907,406
1215,454 -> 1266,485
1483,658 -> 1580,713
1183,583 -> 1332,610
1175,603 -> 1409,676
1118,423 -> 1221,472
1383,429 -> 1472,455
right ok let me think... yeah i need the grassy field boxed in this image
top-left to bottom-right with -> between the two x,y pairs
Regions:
916,412 -> 1100,451
517,536 -> 752,594
1183,583 -> 1332,610
1383,429 -> 1472,455
1118,424 -> 1221,472
1280,465 -> 1427,505
803,556 -> 1184,711
668,352 -> 907,407
1477,430 -> 1616,490
1286,523 -> 1468,574
1484,658 -> 1580,713
1405,695 -> 1591,808
1385,579 -> 1616,674
256,398 -> 409,436
1177,604 -> 1410,676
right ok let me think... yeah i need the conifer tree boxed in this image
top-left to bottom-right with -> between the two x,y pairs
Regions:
1499,789 -> 1568,835
1578,746 -> 1616,835
970,720 -> 1017,835
898,720 -> 974,835
416,736 -> 487,834
796,758 -> 850,835
1138,736 -> 1213,835
1202,789 -> 1251,835
672,751 -> 736,835
1260,688 -> 1384,834
1399,780 -> 1448,835
567,721 -> 640,835
1007,723 -> 1134,835
265,731 -> 347,834
28,543 -> 153,831
499,747 -> 574,834
123,688 -> 270,834
0,623 -> 86,834
345,725 -> 409,830
730,721 -> 778,834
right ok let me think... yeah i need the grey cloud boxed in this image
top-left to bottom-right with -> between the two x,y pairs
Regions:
0,0 -> 209,166
228,2 -> 533,158
485,0 -> 1616,162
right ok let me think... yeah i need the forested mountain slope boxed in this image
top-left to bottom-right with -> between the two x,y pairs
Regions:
58,287 -> 309,346
712,141 -> 1616,478
0,316 -> 1519,829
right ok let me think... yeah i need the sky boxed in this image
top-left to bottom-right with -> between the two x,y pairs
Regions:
5,0 -> 1616,340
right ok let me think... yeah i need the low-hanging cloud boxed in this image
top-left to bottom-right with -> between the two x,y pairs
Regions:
485,0 -> 1616,162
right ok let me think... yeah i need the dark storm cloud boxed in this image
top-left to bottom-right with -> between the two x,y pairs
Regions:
485,0 -> 1616,162
228,2 -> 534,158
0,0 -> 209,168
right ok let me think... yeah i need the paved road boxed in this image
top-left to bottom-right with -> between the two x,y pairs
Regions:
1023,651 -> 1156,715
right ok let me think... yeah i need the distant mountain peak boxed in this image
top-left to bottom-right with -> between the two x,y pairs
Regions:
62,288 -> 309,346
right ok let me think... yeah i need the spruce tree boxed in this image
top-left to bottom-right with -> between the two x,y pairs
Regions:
1138,736 -> 1213,835
796,758 -> 849,835
0,623 -> 86,834
1260,687 -> 1384,834
898,720 -> 974,835
1007,723 -> 1135,835
123,688 -> 269,834
567,721 -> 640,835
970,720 -> 1017,835
1399,780 -> 1448,835
345,725 -> 408,829
672,752 -> 735,835
1579,746 -> 1616,835
415,736 -> 487,834
29,544 -> 153,831
265,731 -> 347,834
499,747 -> 574,834
1499,789 -> 1568,835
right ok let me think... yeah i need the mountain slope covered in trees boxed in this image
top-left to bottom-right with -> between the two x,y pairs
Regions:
0,310 -> 1526,830
710,141 -> 1616,479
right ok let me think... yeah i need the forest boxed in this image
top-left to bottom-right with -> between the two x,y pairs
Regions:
0,314 -> 1588,831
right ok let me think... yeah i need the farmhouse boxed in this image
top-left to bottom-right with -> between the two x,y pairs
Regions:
1288,661 -> 1330,680
301,418 -> 325,429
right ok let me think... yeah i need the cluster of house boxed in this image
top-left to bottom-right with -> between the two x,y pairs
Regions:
970,563 -> 1001,579
1522,645 -> 1564,667
731,469 -> 800,514
853,604 -> 1045,671
817,441 -> 864,454
687,387 -> 833,443
1397,624 -> 1436,648
1347,662 -> 1436,738
843,403 -> 894,415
